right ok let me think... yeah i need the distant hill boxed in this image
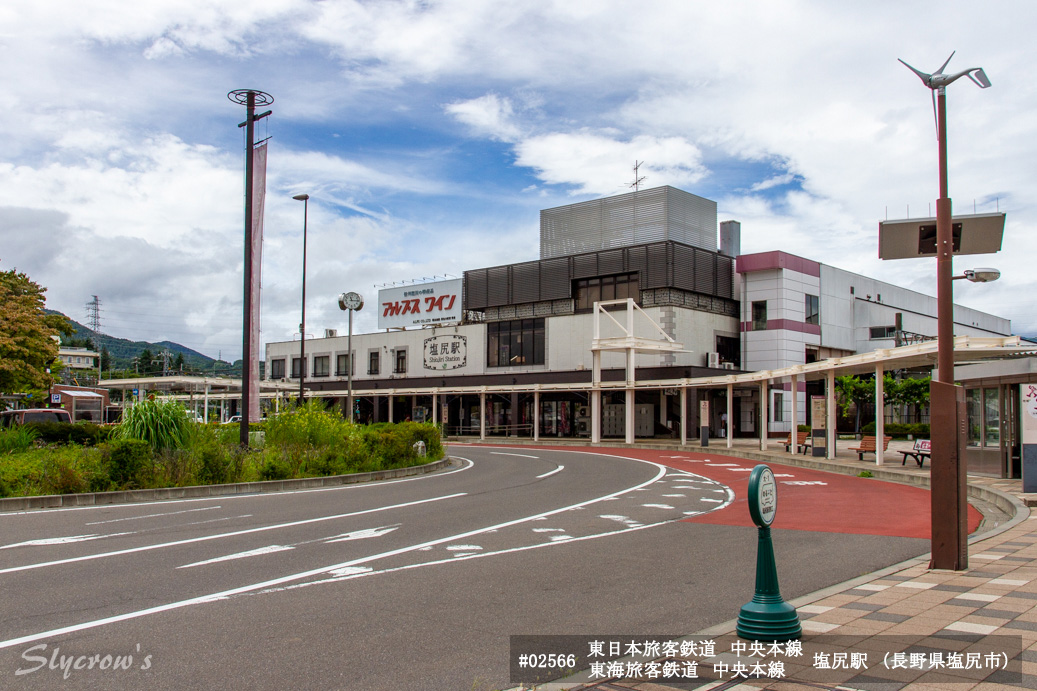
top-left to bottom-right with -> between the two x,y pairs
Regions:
47,311 -> 241,377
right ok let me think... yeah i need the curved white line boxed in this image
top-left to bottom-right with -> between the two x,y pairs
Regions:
536,465 -> 564,479
0,458 -> 474,516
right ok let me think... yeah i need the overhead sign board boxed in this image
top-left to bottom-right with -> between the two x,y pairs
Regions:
878,212 -> 1005,260
423,335 -> 467,370
377,278 -> 463,330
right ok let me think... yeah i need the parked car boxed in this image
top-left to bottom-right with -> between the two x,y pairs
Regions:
223,415 -> 242,424
0,408 -> 73,428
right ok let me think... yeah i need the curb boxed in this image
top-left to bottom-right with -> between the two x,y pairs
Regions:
0,457 -> 453,513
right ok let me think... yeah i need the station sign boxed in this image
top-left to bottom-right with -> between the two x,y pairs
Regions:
377,278 -> 463,330
423,334 -> 467,371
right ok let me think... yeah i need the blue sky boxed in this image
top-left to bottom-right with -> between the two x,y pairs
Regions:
2,0 -> 1035,360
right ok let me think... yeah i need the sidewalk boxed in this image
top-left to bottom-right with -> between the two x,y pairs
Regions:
482,436 -> 1037,690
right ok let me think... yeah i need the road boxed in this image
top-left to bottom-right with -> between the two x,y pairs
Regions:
0,445 -> 938,690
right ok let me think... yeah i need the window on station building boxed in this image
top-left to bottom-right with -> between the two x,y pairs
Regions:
291,357 -> 303,378
312,356 -> 330,378
870,326 -> 896,339
751,301 -> 767,331
337,353 -> 354,376
805,294 -> 820,325
270,359 -> 286,379
574,273 -> 639,311
368,350 -> 379,375
487,318 -> 545,367
394,348 -> 407,374
984,388 -> 1000,446
772,392 -> 784,422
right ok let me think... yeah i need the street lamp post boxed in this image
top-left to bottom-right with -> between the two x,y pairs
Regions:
899,52 -> 991,571
338,292 -> 364,422
293,193 -> 310,405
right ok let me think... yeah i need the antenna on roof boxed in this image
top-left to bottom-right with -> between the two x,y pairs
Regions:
629,161 -> 647,191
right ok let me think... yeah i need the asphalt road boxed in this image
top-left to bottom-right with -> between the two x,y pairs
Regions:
0,445 -> 931,690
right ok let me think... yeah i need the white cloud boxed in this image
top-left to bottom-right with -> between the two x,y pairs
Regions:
444,94 -> 521,142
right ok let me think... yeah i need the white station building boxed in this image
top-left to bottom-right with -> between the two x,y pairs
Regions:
264,185 -> 1020,458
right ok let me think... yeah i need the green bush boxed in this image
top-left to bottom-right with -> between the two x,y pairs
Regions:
861,422 -> 931,439
105,438 -> 153,487
22,421 -> 111,446
0,425 -> 39,454
118,399 -> 192,451
259,457 -> 293,481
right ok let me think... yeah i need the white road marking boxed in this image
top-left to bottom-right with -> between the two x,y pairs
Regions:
0,458 -> 474,516
446,544 -> 482,551
490,452 -> 541,459
0,457 -> 670,651
0,532 -> 135,549
532,528 -> 566,533
0,494 -> 464,576
179,545 -> 295,569
324,526 -> 400,543
700,498 -> 723,503
662,494 -> 686,498
85,506 -> 222,526
642,504 -> 674,510
536,465 -> 564,479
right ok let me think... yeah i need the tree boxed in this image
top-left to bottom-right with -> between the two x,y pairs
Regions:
834,374 -> 874,435
137,348 -> 154,375
0,268 -> 72,394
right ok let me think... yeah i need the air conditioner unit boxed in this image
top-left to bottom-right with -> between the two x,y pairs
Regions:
722,362 -> 736,370
706,352 -> 721,368
324,329 -> 338,338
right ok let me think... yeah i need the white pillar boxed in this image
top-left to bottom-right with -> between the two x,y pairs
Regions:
726,383 -> 734,449
204,384 -> 210,424
625,346 -> 636,445
432,393 -> 439,425
533,391 -> 540,442
479,391 -> 486,441
388,395 -> 394,423
659,390 -> 666,427
827,369 -> 837,460
790,374 -> 799,437
625,389 -> 634,445
760,380 -> 769,451
680,386 -> 688,446
875,364 -> 885,466
591,388 -> 601,444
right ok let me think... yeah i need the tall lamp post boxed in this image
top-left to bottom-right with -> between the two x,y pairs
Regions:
293,193 -> 310,405
899,52 -> 991,570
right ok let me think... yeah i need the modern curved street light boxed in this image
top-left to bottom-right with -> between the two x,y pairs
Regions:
898,51 -> 991,571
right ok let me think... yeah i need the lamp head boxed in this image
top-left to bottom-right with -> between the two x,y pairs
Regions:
964,268 -> 1000,283
292,194 -> 309,201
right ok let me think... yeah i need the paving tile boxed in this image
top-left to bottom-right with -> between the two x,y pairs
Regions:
862,611 -> 912,624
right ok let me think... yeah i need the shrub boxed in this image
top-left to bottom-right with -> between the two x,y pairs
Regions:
860,422 -> 931,439
118,399 -> 192,451
22,421 -> 111,446
105,438 -> 153,487
0,426 -> 39,454
259,457 -> 293,481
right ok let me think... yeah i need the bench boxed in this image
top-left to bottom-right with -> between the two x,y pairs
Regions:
899,439 -> 931,467
783,430 -> 810,454
848,435 -> 892,461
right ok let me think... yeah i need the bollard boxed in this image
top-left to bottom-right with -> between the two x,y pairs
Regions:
736,464 -> 801,642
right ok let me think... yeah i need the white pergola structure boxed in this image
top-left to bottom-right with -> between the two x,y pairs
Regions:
589,298 -> 688,444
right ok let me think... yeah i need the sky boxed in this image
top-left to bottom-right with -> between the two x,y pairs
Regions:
2,0 -> 1035,362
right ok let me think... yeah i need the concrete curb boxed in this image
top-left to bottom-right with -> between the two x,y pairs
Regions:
0,457 -> 453,513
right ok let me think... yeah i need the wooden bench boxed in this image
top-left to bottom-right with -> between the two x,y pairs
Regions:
899,439 -> 931,467
783,430 -> 810,454
848,435 -> 892,461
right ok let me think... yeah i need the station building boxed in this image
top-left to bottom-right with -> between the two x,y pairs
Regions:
264,185 -> 1014,446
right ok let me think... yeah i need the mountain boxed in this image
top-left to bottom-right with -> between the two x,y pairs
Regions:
47,311 -> 240,376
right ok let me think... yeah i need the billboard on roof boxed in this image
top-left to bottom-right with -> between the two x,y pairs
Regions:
377,278 -> 463,330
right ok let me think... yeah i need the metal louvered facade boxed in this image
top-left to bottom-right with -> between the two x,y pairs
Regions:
539,186 -> 717,260
463,240 -> 735,316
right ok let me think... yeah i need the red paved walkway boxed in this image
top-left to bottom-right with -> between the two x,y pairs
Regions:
527,446 -> 981,539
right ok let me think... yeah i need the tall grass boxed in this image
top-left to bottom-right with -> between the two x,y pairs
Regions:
0,426 -> 39,454
117,399 -> 193,451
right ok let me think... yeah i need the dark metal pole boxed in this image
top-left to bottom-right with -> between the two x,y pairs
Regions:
299,196 -> 308,404
930,86 -> 967,571
241,90 -> 256,448
228,88 -> 273,448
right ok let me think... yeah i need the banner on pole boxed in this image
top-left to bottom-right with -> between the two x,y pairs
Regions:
249,142 -> 267,423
